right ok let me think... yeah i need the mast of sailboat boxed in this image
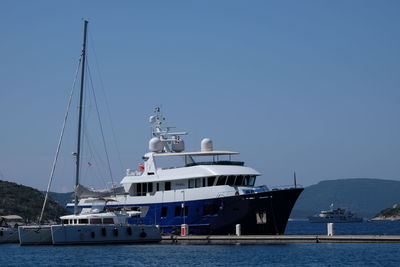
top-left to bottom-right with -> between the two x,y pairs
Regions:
74,20 -> 88,215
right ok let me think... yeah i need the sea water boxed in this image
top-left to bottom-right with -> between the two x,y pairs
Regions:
1,221 -> 399,267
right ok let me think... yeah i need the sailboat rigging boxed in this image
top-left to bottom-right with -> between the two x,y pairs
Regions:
19,20 -> 162,245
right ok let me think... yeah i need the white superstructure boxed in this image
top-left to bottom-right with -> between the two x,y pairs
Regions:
70,107 -> 303,235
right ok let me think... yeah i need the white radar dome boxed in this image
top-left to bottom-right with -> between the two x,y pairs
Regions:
172,139 -> 185,152
201,138 -> 213,152
149,137 -> 163,152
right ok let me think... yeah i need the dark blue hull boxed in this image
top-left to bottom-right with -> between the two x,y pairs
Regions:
72,188 -> 303,235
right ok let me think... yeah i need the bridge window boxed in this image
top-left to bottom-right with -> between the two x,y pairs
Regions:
235,175 -> 243,186
243,175 -> 250,186
249,176 -> 256,186
216,176 -> 227,185
226,175 -> 236,186
207,177 -> 216,186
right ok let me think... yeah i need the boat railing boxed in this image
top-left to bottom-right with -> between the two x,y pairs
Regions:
126,169 -> 143,176
216,191 -> 236,198
185,161 -> 244,167
270,184 -> 303,190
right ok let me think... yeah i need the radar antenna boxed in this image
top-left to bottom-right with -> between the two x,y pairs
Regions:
148,107 -> 187,153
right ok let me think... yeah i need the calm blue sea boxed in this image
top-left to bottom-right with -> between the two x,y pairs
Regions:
1,221 -> 400,267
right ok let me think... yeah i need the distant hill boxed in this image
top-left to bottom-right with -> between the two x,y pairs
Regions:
0,180 -> 68,222
48,191 -> 74,208
291,178 -> 400,219
372,204 -> 400,220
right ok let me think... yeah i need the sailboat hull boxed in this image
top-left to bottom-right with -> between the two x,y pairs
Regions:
0,227 -> 19,243
51,224 -> 161,245
18,225 -> 52,245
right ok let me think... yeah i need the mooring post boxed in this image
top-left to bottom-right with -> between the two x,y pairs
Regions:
327,223 -> 334,236
236,224 -> 241,236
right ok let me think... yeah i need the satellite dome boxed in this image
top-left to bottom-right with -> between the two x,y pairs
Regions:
149,137 -> 163,152
172,139 -> 185,152
201,138 -> 213,152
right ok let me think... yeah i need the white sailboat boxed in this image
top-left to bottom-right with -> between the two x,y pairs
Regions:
19,20 -> 161,245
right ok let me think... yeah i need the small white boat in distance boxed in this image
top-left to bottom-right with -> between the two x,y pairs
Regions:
51,209 -> 161,245
308,204 -> 363,223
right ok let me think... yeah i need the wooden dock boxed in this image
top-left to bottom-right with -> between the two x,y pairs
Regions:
161,235 -> 400,244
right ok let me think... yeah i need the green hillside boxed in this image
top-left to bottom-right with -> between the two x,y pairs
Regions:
48,191 -> 74,208
0,180 -> 68,222
291,178 -> 400,219
373,204 -> 400,219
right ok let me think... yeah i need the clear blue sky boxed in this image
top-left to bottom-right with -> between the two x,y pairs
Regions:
1,1 -> 399,192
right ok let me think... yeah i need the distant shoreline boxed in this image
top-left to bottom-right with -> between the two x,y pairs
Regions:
371,216 -> 400,221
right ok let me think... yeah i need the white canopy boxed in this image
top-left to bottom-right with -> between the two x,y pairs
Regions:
0,215 -> 23,220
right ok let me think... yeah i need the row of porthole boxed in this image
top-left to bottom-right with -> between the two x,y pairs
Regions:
87,227 -> 147,238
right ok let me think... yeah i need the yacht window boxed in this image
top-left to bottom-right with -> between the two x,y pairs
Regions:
207,177 -> 216,186
235,175 -> 244,186
79,219 -> 88,224
174,206 -> 188,217
249,176 -> 256,186
195,178 -> 201,188
136,183 -> 142,196
157,183 -> 160,191
202,178 -> 206,187
161,206 -> 168,217
216,176 -> 227,185
188,179 -> 195,188
243,175 -> 250,186
165,181 -> 171,191
103,218 -> 114,224
136,182 -> 154,195
226,175 -> 236,186
143,183 -> 148,194
74,219 -> 77,224
90,218 -> 102,224
61,219 -> 68,225
203,204 -> 219,215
